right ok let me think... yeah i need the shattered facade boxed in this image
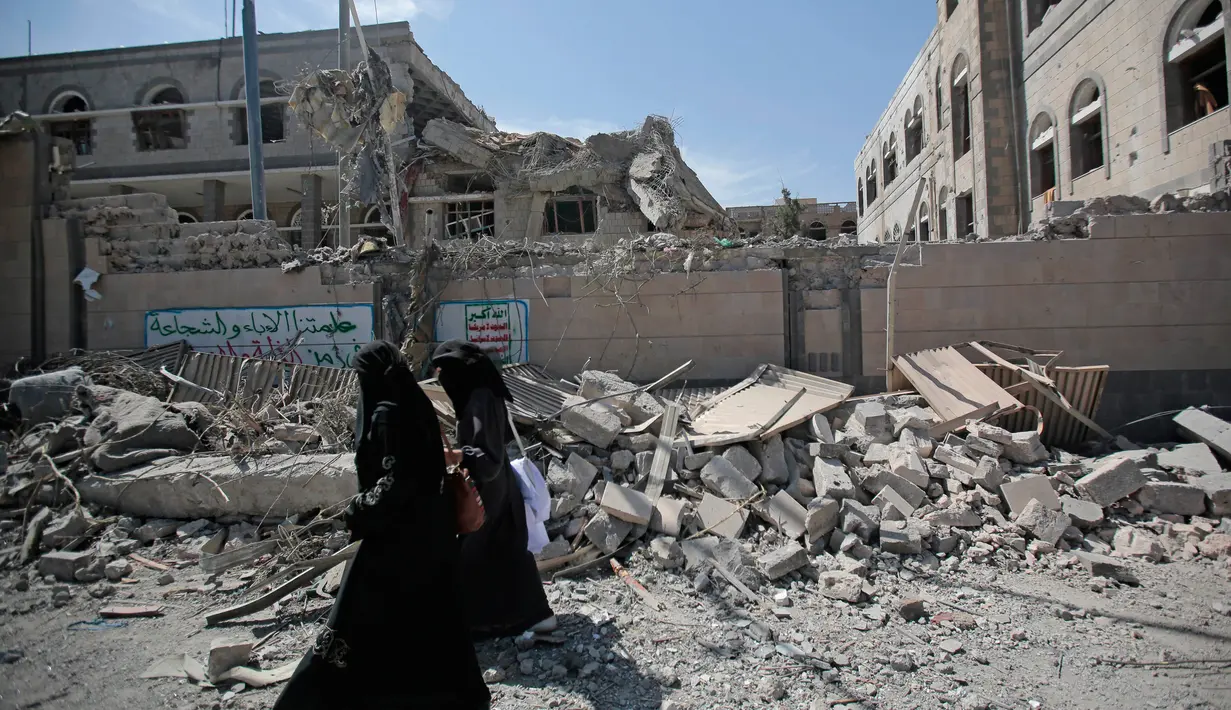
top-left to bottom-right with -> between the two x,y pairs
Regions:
727,198 -> 860,241
855,0 -> 1231,243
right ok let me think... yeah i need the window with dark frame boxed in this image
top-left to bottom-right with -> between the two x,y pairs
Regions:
884,136 -> 899,185
544,192 -> 598,235
49,94 -> 92,156
953,78 -> 972,157
857,179 -> 864,216
133,87 -> 187,151
1030,115 -> 1058,197
1027,0 -> 1064,33
446,173 -> 497,193
905,110 -> 923,164
445,200 -> 496,239
1070,84 -> 1105,177
866,162 -> 879,203
807,221 -> 827,240
840,220 -> 857,235
956,193 -> 975,237
1166,1 -> 1228,132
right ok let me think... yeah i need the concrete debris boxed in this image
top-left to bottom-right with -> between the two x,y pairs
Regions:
758,544 -> 808,580
1191,473 -> 1231,515
1075,457 -> 1148,507
1173,408 -> 1231,461
584,510 -> 633,555
818,571 -> 864,603
1015,499 -> 1070,546
1156,442 -> 1222,475
560,398 -> 623,449
1136,482 -> 1207,516
9,368 -> 90,425
577,371 -> 664,424
701,456 -> 760,500
722,446 -> 762,482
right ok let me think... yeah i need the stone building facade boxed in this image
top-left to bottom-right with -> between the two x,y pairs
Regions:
727,198 -> 859,240
0,22 -> 493,247
855,0 -> 1231,243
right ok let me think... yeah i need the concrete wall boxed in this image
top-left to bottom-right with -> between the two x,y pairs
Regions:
437,270 -> 785,381
0,134 -> 36,367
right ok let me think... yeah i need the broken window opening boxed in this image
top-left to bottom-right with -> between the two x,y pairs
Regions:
237,208 -> 254,221
237,79 -> 285,145
1027,0 -> 1064,33
956,193 -> 975,238
839,220 -> 857,235
884,135 -> 899,186
446,200 -> 496,239
133,87 -> 187,152
952,64 -> 972,158
807,221 -> 827,240
176,211 -> 197,224
1030,115 -> 1058,197
446,173 -> 497,194
905,100 -> 924,164
48,93 -> 92,156
935,68 -> 944,126
866,161 -> 879,204
1165,1 -> 1228,132
1069,82 -> 1105,177
857,179 -> 865,216
918,203 -> 930,242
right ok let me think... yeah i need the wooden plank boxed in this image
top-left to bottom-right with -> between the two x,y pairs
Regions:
893,346 -> 1019,428
644,402 -> 681,505
100,604 -> 164,618
199,540 -> 278,575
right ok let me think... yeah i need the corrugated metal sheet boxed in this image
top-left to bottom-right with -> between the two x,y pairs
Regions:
127,340 -> 191,374
658,386 -> 727,420
893,347 -> 1021,430
169,352 -> 357,407
421,366 -> 574,425
689,365 -> 853,445
977,363 -> 1109,449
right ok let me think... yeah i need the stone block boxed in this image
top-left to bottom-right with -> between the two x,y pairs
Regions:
1075,457 -> 1148,506
1000,475 -> 1061,516
888,406 -> 936,435
1003,431 -> 1048,465
1174,408 -> 1231,460
560,398 -> 622,449
208,638 -> 253,681
757,435 -> 791,485
133,519 -> 180,544
805,498 -> 840,543
964,435 -> 1004,459
43,510 -> 90,548
722,445 -> 762,482
758,490 -> 808,539
1113,528 -> 1164,562
852,402 -> 891,441
971,456 -> 1004,492
37,550 -> 95,582
1073,551 -> 1139,585
818,571 -> 864,602
758,544 -> 808,580
700,456 -> 759,500
863,443 -> 893,465
583,510 -> 633,555
881,471 -> 927,509
546,454 -> 599,497
626,433 -> 657,453
934,445 -> 979,475
813,458 -> 856,500
697,493 -> 748,539
1016,499 -> 1070,545
889,446 -> 928,488
840,499 -> 880,541
899,428 -> 934,458
872,483 -> 915,520
1191,473 -> 1231,515
600,484 -> 653,525
922,505 -> 982,528
1157,443 -> 1222,475
611,450 -> 635,472
879,519 -> 923,555
683,451 -> 713,470
1137,482 -> 1207,516
968,421 -> 1012,444
650,497 -> 689,537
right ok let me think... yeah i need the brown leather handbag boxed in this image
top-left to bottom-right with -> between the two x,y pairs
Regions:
440,429 -> 486,534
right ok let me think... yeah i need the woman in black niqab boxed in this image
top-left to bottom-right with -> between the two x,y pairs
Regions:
432,339 -> 555,640
273,340 -> 490,710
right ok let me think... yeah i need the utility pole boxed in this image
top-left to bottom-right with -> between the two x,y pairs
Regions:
337,0 -> 351,247
241,0 -> 267,220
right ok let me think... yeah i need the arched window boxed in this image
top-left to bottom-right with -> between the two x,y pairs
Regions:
938,186 -> 949,240
905,97 -> 924,164
1164,0 -> 1228,133
1070,80 -> 1105,177
952,56 -> 972,157
866,160 -> 879,203
362,205 -> 390,238
857,178 -> 865,216
946,0 -> 959,19
236,78 -> 285,145
883,229 -> 892,243
839,220 -> 857,235
47,91 -> 92,156
1027,0 -> 1064,33
1030,113 -> 1058,197
176,211 -> 197,224
884,135 -> 899,186
918,202 -> 930,242
807,221 -> 827,240
133,86 -> 187,151
237,208 -> 254,221
893,223 -> 902,240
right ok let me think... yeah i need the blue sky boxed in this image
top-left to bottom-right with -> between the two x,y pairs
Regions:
0,0 -> 937,206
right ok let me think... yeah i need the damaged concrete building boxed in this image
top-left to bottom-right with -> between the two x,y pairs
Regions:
0,22 -> 494,246
727,199 -> 859,241
855,0 -> 1231,243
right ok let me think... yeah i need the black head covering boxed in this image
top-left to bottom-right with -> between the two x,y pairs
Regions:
430,339 -> 513,416
352,340 -> 415,445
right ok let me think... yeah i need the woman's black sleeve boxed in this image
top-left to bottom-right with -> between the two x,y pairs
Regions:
345,404 -> 417,539
458,389 -> 507,484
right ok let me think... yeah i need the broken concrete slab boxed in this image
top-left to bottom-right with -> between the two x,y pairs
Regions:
37,550 -> 95,582
1157,443 -> 1222,475
840,499 -> 881,541
879,519 -> 923,555
700,456 -> 760,500
1190,473 -> 1231,515
805,498 -> 840,543
758,544 -> 808,580
873,484 -> 916,521
1061,495 -> 1104,528
611,450 -> 635,472
813,458 -> 856,500
1000,475 -> 1061,517
758,490 -> 808,540
43,510 -> 90,548
923,506 -> 982,528
899,428 -> 934,459
133,519 -> 180,544
1113,527 -> 1165,562
697,493 -> 748,539
1174,408 -> 1231,461
577,370 -> 664,424
818,571 -> 864,603
888,446 -> 928,488
964,435 -> 1004,460
880,471 -> 927,510
1137,482 -> 1207,516
972,456 -> 1005,493
1073,551 -> 1139,585
889,406 -> 936,436
583,510 -> 634,555
934,445 -> 979,475
851,402 -> 891,441
1016,499 -> 1070,545
683,451 -> 713,471
1075,457 -> 1148,506
1003,430 -> 1049,465
968,421 -> 1012,445
757,435 -> 791,485
77,454 -> 358,519
723,445 -> 762,482
560,397 -> 622,449
600,484 -> 653,525
9,367 -> 89,425
82,386 -> 200,472
547,453 -> 599,497
208,638 -> 254,681
650,497 -> 689,537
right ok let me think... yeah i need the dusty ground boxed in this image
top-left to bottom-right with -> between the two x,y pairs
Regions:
2,544 -> 1229,710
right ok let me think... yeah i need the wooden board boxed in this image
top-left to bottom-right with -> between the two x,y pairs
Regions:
893,346 -> 1020,429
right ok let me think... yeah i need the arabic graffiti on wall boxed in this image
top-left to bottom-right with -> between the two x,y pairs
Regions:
433,299 -> 529,364
145,304 -> 375,368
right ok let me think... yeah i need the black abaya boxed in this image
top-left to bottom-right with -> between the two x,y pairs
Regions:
455,387 -> 555,640
273,341 -> 489,710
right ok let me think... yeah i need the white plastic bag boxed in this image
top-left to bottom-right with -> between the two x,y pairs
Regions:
507,410 -> 550,554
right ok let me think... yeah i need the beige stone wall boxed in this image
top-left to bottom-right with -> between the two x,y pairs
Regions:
0,136 -> 35,366
438,270 -> 785,381
1021,0 -> 1231,218
855,212 -> 1231,376
83,265 -> 376,352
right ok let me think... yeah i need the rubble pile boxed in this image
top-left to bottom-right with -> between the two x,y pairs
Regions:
100,218 -> 296,274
